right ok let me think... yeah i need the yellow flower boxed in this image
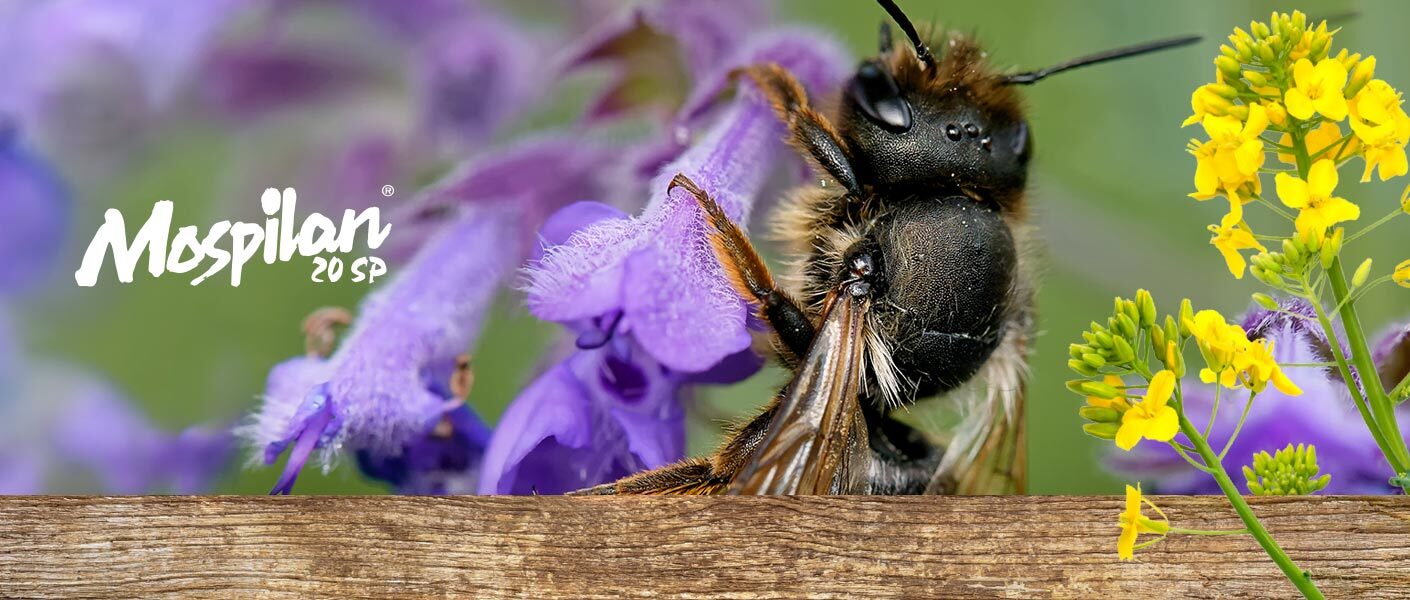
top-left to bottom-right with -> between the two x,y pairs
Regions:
1207,212 -> 1266,279
1395,259 -> 1410,288
1191,105 -> 1269,207
1285,58 -> 1349,121
1189,310 -> 1245,388
1348,80 -> 1410,182
1278,122 -> 1354,165
1086,374 -> 1129,409
1118,484 -> 1169,561
1275,160 -> 1361,236
1116,370 -> 1179,451
1236,338 -> 1303,396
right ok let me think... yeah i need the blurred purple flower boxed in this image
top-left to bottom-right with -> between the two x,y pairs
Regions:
243,207 -> 515,494
382,135 -> 610,261
0,124 -> 68,294
0,312 -> 234,494
564,0 -> 772,121
1374,322 -> 1409,392
1110,302 -> 1407,494
0,0 -> 240,152
527,30 -> 849,373
199,40 -> 373,121
415,12 -> 542,148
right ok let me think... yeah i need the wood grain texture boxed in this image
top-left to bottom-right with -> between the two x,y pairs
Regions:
0,496 -> 1406,599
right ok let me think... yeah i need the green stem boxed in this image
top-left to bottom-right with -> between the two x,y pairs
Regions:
1326,259 -> 1410,474
1178,416 -> 1325,600
1303,285 -> 1402,474
1169,527 -> 1251,536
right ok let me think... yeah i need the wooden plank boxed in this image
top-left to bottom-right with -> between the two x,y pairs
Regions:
0,496 -> 1406,599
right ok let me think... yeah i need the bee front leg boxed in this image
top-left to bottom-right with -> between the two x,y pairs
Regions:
739,63 -> 860,198
669,174 -> 815,361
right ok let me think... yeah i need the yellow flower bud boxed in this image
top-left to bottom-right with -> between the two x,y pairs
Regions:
1079,406 -> 1122,423
1136,289 -> 1157,328
1400,184 -> 1409,215
1083,422 -> 1120,440
1069,359 -> 1098,377
1395,259 -> 1410,288
1352,258 -> 1373,288
1346,55 -> 1377,98
1080,380 -> 1120,399
1215,56 -> 1242,80
1178,299 -> 1194,337
1321,228 -> 1344,269
1253,293 -> 1279,310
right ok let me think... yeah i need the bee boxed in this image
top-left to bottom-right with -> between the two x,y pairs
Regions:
577,0 -> 1198,495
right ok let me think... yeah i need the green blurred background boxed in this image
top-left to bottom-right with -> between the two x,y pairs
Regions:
19,0 -> 1407,494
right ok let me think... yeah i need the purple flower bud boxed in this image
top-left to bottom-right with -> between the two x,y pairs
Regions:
0,125 -> 68,294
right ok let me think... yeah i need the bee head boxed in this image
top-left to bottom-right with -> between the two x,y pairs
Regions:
839,39 -> 1031,204
842,1 -> 1199,205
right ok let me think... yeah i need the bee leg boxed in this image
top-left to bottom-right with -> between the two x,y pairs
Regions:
738,64 -> 860,198
862,403 -> 945,494
669,174 -> 815,360
571,401 -> 780,495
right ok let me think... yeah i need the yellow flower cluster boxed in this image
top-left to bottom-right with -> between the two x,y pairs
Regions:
1186,309 -> 1302,395
1186,11 -> 1410,278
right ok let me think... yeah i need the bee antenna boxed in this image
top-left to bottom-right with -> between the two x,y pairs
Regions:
1002,34 -> 1202,85
875,0 -> 935,69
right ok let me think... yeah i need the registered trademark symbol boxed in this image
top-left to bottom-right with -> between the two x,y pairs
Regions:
381,185 -> 395,197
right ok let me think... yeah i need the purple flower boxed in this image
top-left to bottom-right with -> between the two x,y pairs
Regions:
1374,322 -> 1409,392
243,207 -> 516,494
0,124 -> 68,294
477,336 -> 687,495
1110,302 -> 1408,494
526,30 -> 849,373
0,312 -> 235,494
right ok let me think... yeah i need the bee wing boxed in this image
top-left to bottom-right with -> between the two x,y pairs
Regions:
729,292 -> 871,495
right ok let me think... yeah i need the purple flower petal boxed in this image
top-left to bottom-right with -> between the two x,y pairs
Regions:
477,338 -> 685,495
0,125 -> 67,294
527,30 -> 848,373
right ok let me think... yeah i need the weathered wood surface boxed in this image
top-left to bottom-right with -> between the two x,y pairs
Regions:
0,496 -> 1406,599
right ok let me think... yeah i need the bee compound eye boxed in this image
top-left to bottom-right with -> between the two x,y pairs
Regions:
848,60 -> 912,133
